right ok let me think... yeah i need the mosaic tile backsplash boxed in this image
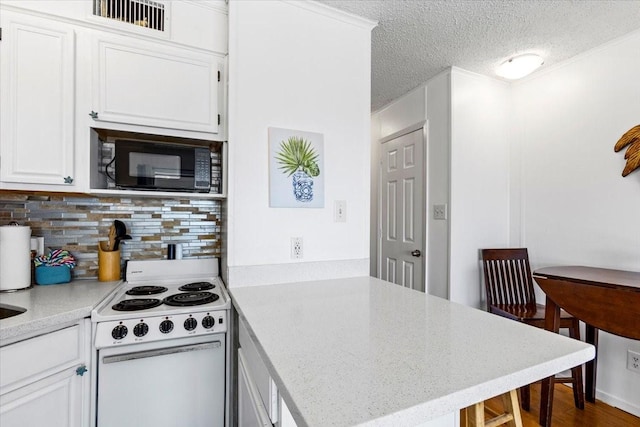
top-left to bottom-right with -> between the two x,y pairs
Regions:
0,192 -> 222,279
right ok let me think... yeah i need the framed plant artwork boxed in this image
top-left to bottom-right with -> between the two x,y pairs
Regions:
269,127 -> 324,208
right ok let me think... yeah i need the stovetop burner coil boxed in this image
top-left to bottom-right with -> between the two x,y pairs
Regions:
112,298 -> 163,311
178,281 -> 216,292
163,292 -> 219,307
126,286 -> 168,296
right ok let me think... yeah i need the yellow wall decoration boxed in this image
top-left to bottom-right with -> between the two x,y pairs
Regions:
614,125 -> 640,177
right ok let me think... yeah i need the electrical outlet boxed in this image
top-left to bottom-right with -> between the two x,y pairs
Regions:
334,200 -> 346,222
628,349 -> 640,374
291,237 -> 303,259
433,204 -> 447,220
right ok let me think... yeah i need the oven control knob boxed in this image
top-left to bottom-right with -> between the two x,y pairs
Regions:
202,315 -> 215,329
111,325 -> 128,340
134,323 -> 149,337
159,320 -> 174,334
184,317 -> 197,331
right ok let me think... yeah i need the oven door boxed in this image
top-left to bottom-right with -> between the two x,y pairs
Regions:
96,334 -> 225,427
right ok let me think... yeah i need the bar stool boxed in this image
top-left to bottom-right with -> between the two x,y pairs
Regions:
461,390 -> 523,427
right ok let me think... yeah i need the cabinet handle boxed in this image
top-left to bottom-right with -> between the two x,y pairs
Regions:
89,111 -> 99,119
76,365 -> 88,376
64,176 -> 74,184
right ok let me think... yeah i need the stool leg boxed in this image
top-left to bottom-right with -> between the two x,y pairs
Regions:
462,390 -> 523,427
462,401 -> 485,427
520,384 -> 530,411
569,318 -> 585,409
502,389 -> 524,427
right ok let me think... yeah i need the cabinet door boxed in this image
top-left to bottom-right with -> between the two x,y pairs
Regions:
238,349 -> 273,427
0,11 -> 76,187
92,33 -> 221,134
0,366 -> 84,427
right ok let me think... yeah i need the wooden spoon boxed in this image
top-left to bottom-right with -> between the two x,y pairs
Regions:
108,225 -> 116,251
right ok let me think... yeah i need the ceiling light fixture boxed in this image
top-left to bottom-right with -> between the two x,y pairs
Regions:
496,53 -> 544,80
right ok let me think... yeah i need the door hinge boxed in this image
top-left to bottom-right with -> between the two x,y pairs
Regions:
217,114 -> 221,125
0,28 -> 3,41
217,70 -> 221,82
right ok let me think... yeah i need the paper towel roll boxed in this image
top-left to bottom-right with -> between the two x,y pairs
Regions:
0,225 -> 32,291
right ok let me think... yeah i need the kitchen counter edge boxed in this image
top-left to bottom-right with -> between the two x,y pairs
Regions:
0,279 -> 121,344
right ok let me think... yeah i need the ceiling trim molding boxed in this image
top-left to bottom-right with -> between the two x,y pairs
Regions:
283,0 -> 377,31
450,66 -> 511,87
513,26 -> 640,86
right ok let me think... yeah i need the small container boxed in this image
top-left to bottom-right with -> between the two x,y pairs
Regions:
35,265 -> 71,285
98,241 -> 121,282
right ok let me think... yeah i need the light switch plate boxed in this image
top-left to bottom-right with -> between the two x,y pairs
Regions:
334,200 -> 346,222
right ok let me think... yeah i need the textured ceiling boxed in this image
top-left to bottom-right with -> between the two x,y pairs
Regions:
317,0 -> 640,111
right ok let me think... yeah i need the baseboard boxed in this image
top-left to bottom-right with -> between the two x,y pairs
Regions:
596,389 -> 640,418
556,371 -> 640,418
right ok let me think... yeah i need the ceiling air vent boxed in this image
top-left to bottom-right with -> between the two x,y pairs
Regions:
93,0 -> 165,32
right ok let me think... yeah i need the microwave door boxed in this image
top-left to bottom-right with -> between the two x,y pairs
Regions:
129,152 -> 191,190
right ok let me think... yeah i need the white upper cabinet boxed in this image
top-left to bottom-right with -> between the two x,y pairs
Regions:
0,1 -> 228,193
89,33 -> 223,135
0,11 -> 77,188
0,0 -> 228,54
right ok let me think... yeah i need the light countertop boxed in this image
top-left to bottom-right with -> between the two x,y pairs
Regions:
231,276 -> 595,427
0,279 -> 121,343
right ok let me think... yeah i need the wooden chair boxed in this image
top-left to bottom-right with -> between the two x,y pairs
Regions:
480,248 -> 585,420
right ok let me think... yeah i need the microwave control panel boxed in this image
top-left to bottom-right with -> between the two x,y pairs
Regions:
194,148 -> 212,190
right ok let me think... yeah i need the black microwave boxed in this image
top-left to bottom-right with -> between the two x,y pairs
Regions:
114,140 -> 211,192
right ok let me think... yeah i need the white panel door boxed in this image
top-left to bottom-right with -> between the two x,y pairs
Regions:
92,33 -> 221,134
381,129 -> 424,291
0,11 -> 76,187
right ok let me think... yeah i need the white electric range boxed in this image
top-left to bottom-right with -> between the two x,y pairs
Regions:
90,258 -> 230,427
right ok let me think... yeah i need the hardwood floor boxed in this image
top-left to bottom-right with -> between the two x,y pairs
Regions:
483,382 -> 640,426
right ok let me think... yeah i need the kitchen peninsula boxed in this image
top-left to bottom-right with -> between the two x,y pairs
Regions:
231,277 -> 594,427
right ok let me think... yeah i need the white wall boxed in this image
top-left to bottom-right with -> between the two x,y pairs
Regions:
448,69 -> 512,307
425,72 -> 451,300
513,30 -> 640,415
226,0 -> 375,286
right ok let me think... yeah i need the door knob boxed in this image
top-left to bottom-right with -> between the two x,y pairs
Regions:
411,250 -> 421,257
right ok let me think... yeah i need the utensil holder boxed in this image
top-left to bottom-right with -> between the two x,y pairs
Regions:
98,241 -> 121,282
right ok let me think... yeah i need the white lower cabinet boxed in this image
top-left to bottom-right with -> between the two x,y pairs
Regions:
0,366 -> 84,427
0,320 -> 90,427
238,319 -> 296,427
0,9 -> 77,189
238,348 -> 273,427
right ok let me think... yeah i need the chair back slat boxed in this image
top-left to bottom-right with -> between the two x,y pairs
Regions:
481,248 -> 536,308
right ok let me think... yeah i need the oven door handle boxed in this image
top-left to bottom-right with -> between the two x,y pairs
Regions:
102,341 -> 221,364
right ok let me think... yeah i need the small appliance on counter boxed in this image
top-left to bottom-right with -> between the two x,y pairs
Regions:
0,222 -> 32,292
